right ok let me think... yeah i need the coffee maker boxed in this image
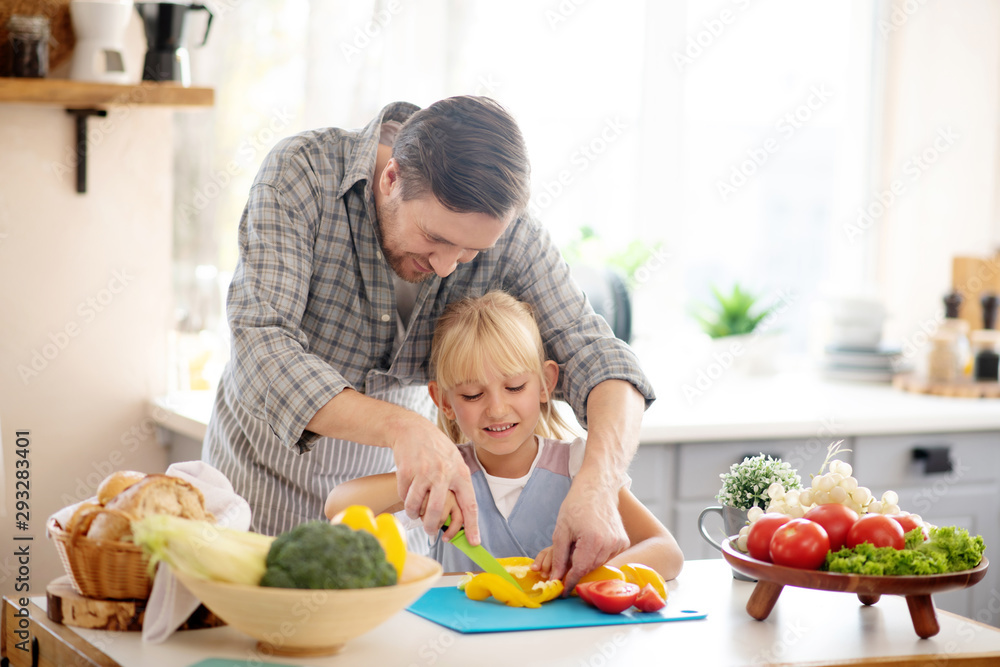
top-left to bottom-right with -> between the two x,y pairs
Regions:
70,0 -> 134,83
135,1 -> 212,86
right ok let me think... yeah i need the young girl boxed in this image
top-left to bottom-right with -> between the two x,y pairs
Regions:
325,291 -> 683,581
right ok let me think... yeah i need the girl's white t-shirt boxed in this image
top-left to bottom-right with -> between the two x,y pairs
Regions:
475,436 -> 587,520
474,436 -> 632,520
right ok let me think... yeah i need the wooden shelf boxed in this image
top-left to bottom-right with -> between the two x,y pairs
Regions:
0,77 -> 213,108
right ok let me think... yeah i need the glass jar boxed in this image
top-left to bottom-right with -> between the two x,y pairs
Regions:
926,332 -> 958,383
970,330 -> 1000,382
3,15 -> 50,78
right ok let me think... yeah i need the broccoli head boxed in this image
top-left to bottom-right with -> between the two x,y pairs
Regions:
260,521 -> 397,589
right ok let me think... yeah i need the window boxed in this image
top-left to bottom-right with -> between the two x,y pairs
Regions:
171,0 -> 880,391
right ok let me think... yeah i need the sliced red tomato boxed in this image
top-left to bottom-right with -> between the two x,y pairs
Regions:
769,518 -> 830,570
575,580 -> 640,614
804,503 -> 859,551
747,513 -> 792,562
847,514 -> 905,550
633,583 -> 666,612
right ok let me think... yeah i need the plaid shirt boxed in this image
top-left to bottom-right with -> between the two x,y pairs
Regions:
203,101 -> 655,536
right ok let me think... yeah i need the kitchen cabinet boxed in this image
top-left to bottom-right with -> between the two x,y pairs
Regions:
628,430 -> 1000,625
852,431 -> 1000,622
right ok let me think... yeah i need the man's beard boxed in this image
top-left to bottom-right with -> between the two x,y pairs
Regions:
374,196 -> 433,284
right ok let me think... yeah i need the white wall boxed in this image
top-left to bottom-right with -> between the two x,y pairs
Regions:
0,101 -> 174,594
878,0 -> 1000,344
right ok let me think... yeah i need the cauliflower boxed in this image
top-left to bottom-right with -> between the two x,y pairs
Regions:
259,521 -> 397,589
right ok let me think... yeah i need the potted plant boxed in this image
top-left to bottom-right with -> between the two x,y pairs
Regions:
561,225 -> 666,344
698,454 -> 802,580
692,283 -> 783,374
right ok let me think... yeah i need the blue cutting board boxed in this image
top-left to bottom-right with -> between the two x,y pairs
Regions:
406,586 -> 706,633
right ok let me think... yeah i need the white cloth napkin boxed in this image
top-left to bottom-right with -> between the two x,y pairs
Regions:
142,461 -> 251,643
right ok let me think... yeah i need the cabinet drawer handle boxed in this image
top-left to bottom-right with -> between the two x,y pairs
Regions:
31,636 -> 39,667
912,446 -> 953,474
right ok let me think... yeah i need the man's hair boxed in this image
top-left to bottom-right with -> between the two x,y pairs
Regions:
392,96 -> 530,220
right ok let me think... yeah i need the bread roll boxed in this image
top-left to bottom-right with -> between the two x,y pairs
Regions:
87,474 -> 214,542
65,501 -> 102,535
97,470 -> 147,505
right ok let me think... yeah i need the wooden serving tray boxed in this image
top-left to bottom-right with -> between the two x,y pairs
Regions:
721,539 -> 989,638
893,373 -> 1000,398
46,577 -> 224,632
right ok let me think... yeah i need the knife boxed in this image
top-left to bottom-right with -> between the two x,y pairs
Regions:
442,518 -> 524,591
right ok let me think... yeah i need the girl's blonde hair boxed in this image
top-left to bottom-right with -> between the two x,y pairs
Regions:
430,291 -> 576,443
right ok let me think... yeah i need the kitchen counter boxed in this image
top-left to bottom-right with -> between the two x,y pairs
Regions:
149,372 -> 1000,446
6,559 -> 1000,666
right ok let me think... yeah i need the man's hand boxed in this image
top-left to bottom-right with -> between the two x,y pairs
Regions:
391,414 -> 479,544
547,472 -> 629,590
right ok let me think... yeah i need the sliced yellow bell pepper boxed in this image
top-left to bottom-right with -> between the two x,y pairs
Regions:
497,556 -> 548,589
620,562 -> 667,600
331,505 -> 407,578
463,572 -> 564,608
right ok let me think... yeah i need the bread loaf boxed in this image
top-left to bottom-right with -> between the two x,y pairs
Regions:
96,470 -> 147,504
87,474 -> 214,542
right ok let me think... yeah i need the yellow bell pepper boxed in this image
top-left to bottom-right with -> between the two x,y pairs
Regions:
620,563 -> 667,600
463,572 -> 564,608
331,505 -> 407,578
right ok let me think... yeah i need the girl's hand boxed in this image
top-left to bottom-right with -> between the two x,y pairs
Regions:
531,546 -> 555,579
420,489 -> 464,541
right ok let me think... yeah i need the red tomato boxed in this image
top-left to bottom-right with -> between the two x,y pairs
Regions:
633,583 -> 666,612
804,503 -> 859,551
747,513 -> 792,562
889,513 -> 928,541
575,580 -> 640,614
846,514 -> 905,550
769,518 -> 831,570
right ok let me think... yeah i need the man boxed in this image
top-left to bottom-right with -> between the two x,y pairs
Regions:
203,96 -> 655,586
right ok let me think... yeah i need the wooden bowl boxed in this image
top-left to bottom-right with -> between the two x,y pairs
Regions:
173,553 -> 442,656
721,538 -> 989,638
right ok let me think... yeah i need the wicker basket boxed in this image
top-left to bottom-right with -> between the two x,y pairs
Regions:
47,508 -> 153,600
